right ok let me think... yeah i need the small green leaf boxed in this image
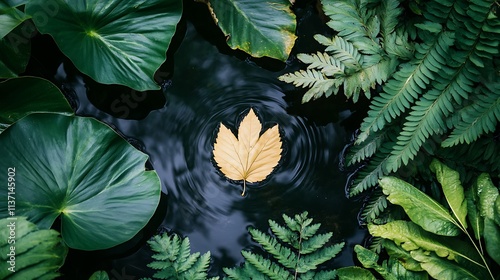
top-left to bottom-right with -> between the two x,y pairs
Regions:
475,173 -> 499,220
88,271 -> 110,280
354,245 -> 397,280
379,176 -> 461,236
337,266 -> 377,280
483,218 -> 500,266
465,187 -> 483,241
430,159 -> 468,230
0,24 -> 32,78
0,77 -> 73,133
382,239 -> 423,271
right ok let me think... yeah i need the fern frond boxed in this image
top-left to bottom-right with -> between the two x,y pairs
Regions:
227,212 -> 344,279
314,35 -> 363,71
322,0 -> 382,54
443,83 -> 500,147
349,139 -> 396,197
278,69 -> 340,103
249,228 -> 299,270
357,31 -> 455,143
360,188 -> 388,223
438,136 -> 500,173
347,129 -> 389,166
300,233 -> 333,254
296,242 -> 345,273
297,52 -> 345,76
145,232 -> 215,280
241,250 -> 294,279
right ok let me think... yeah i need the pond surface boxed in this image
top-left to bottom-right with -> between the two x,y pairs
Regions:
30,2 -> 368,278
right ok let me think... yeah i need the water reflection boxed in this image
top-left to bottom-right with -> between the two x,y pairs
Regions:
69,22 -> 365,277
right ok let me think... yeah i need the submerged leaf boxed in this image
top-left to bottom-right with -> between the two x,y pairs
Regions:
213,108 -> 282,195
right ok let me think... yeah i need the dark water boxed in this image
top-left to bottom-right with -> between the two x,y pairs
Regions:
28,2 -> 367,278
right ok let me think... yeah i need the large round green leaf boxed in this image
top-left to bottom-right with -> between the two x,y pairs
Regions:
207,0 -> 297,61
0,77 -> 73,133
0,114 -> 161,250
25,0 -> 182,91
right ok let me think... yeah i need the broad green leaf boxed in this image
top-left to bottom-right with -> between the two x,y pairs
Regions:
337,267 -> 377,280
410,250 -> 483,280
25,0 -> 182,91
0,217 -> 67,280
430,159 -> 468,230
0,0 -> 30,39
368,221 -> 483,268
207,0 -> 296,61
0,77 -> 73,133
466,187 -> 483,240
0,24 -> 32,78
213,108 -> 282,196
379,176 -> 461,236
89,271 -> 110,280
484,218 -> 500,266
0,114 -> 161,250
475,173 -> 499,220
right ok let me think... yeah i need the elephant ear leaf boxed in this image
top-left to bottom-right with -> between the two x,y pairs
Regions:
25,0 -> 182,91
378,176 -> 461,236
430,159 -> 468,230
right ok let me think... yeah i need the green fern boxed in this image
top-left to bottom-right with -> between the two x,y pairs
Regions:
143,232 -> 218,280
279,0 -> 410,103
223,211 -> 344,280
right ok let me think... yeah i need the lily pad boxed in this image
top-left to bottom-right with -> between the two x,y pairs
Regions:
207,0 -> 297,61
25,0 -> 183,91
0,77 -> 73,133
0,114 -> 161,250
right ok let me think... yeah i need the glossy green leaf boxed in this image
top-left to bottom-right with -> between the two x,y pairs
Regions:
0,0 -> 30,39
0,217 -> 67,280
466,187 -> 483,241
0,24 -> 32,78
0,77 -> 73,134
354,245 -> 397,280
207,0 -> 296,61
379,176 -> 461,236
475,173 -> 499,220
484,218 -> 500,266
430,159 -> 468,230
368,221 -> 483,268
25,0 -> 182,91
410,250 -> 482,280
89,271 -> 110,280
382,239 -> 423,271
495,195 -> 500,227
337,267 -> 377,280
0,114 -> 161,250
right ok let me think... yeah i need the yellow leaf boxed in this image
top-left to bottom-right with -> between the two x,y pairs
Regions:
213,108 -> 282,196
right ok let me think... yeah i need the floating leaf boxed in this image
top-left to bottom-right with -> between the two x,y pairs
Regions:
0,114 -> 161,250
213,108 -> 282,195
25,0 -> 182,91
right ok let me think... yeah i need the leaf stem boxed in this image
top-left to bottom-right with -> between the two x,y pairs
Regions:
242,180 -> 246,196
